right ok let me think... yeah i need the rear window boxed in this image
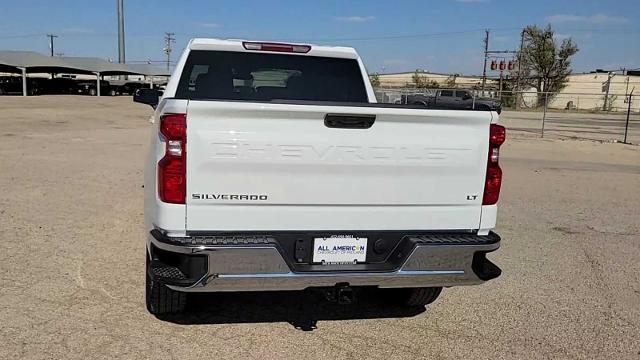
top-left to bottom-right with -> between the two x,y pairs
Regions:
440,90 -> 454,97
175,50 -> 368,102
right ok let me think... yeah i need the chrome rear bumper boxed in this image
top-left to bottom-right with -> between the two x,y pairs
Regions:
148,230 -> 501,292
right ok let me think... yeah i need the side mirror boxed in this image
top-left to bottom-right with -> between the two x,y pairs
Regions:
133,88 -> 160,108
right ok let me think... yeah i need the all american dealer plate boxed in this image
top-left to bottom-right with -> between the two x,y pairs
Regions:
312,236 -> 367,264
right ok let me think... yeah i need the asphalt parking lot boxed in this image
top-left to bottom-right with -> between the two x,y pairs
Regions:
1,96 -> 638,359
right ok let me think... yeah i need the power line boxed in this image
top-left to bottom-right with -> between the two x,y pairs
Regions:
0,33 -> 46,39
2,26 -> 639,42
265,27 -> 640,43
294,28 -> 505,43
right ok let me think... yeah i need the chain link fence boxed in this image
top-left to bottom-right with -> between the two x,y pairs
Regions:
374,88 -> 640,144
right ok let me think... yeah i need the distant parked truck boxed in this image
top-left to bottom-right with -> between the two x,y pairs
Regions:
115,82 -> 149,95
77,80 -> 117,96
401,89 -> 502,114
38,78 -> 80,95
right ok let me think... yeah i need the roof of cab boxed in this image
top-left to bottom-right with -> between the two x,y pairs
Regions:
187,38 -> 360,60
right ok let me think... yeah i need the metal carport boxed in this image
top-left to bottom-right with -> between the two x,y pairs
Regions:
125,64 -> 171,87
57,57 -> 143,96
0,51 -> 89,96
0,50 -> 169,96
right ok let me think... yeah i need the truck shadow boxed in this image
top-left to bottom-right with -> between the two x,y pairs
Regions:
157,288 -> 427,331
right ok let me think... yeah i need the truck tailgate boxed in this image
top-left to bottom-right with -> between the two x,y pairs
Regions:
185,101 -> 491,231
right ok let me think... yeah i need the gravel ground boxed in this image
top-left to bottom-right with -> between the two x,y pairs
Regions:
1,96 -> 638,359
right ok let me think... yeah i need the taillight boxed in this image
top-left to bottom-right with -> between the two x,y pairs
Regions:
483,124 -> 506,205
158,113 -> 186,204
242,41 -> 311,53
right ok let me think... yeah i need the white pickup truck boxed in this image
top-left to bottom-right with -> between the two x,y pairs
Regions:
135,38 -> 505,314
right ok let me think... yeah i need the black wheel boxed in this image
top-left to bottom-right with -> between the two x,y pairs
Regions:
393,287 -> 443,306
145,254 -> 187,315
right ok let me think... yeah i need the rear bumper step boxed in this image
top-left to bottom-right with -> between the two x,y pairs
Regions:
148,229 -> 501,292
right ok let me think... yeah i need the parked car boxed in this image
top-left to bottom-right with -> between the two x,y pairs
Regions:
136,38 -> 505,314
115,82 -> 148,95
77,80 -> 117,96
37,78 -> 80,95
0,76 -> 40,95
114,81 -> 166,95
402,89 -> 502,113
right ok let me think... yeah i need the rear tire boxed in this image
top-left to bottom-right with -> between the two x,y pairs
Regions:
394,287 -> 443,306
145,255 -> 187,315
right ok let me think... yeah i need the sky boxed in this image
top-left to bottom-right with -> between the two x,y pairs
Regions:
1,0 -> 639,75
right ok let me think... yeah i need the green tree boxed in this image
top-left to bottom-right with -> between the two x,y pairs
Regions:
370,73 -> 381,88
445,74 -> 458,88
603,93 -> 618,112
520,24 -> 579,107
411,70 -> 439,89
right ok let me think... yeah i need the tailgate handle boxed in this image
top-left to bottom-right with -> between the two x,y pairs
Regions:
324,114 -> 376,129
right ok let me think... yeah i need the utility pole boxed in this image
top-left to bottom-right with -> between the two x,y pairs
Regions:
117,0 -> 126,64
602,72 -> 615,111
117,0 -> 127,80
164,32 -> 176,73
481,29 -> 489,93
623,88 -> 634,144
625,75 -> 630,97
515,29 -> 525,110
499,70 -> 503,101
484,43 -> 519,103
46,34 -> 58,57
47,34 -> 58,79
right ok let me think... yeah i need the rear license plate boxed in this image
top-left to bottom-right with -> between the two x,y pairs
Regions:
312,236 -> 367,264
